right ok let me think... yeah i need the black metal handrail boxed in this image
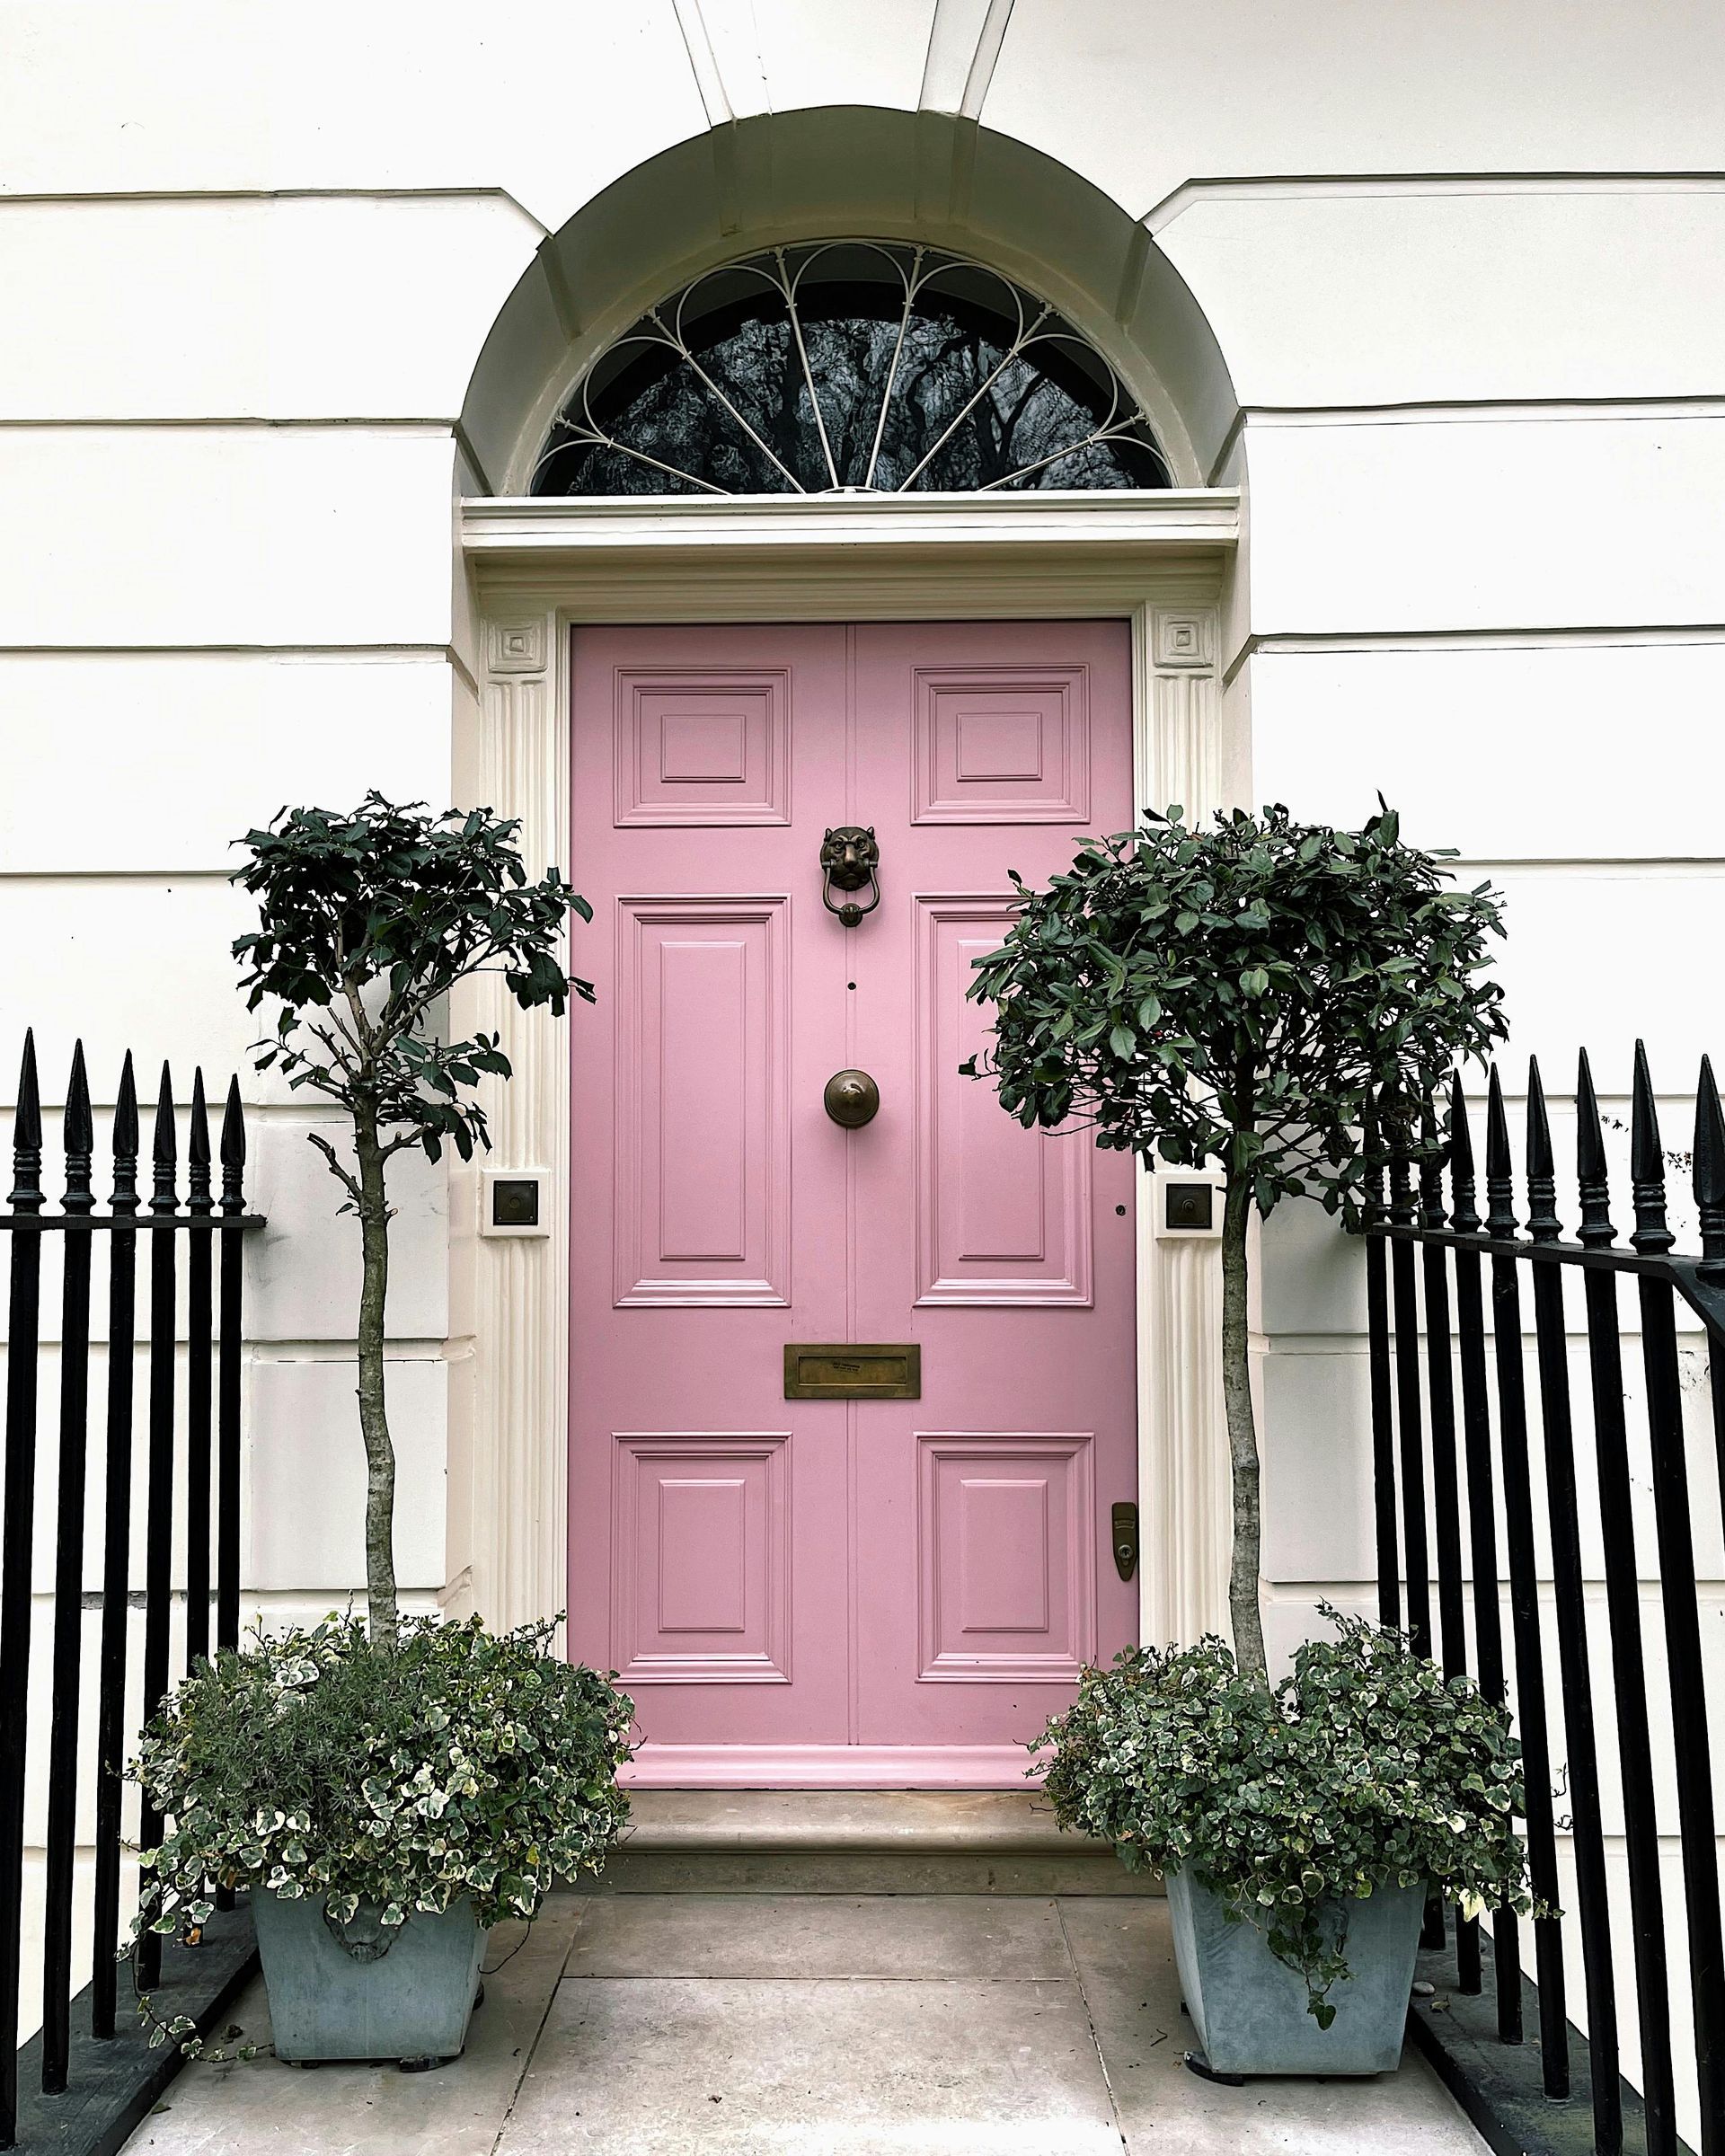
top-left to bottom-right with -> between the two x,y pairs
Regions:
0,1033 -> 263,2151
1360,1044 -> 1725,2156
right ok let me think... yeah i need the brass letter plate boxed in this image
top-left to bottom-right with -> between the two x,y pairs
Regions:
783,1343 -> 921,1400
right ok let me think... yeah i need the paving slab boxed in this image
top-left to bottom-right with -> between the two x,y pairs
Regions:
565,1890 -> 1071,1980
502,1974 -> 1122,2155
118,1899 -> 578,2156
1059,1896 -> 1487,2156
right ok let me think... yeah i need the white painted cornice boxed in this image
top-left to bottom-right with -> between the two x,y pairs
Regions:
464,490 -> 1233,590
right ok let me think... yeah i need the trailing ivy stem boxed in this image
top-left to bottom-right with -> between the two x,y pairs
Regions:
1221,1171 -> 1267,1681
353,1099 -> 399,1648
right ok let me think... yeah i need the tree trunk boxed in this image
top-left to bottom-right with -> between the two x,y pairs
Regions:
353,1107 -> 399,1648
1221,1173 -> 1267,1682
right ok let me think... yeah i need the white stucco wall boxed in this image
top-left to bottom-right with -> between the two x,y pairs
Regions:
2,2 -> 1721,2130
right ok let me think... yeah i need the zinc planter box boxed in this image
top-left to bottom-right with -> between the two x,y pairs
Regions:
252,1890 -> 487,2065
1166,1869 -> 1425,2077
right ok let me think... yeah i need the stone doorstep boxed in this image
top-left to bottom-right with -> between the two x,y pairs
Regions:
576,1789 -> 1163,1895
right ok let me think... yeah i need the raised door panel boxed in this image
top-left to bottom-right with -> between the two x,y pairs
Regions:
916,1434 -> 1096,1683
614,667 -> 791,826
912,663 -> 1090,824
614,897 -> 789,1305
612,1433 -> 792,1684
915,897 -> 1092,1305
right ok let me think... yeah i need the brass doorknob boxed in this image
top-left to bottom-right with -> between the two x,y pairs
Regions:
824,1069 -> 880,1128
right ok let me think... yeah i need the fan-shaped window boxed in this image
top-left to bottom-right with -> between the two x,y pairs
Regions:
532,243 -> 1171,498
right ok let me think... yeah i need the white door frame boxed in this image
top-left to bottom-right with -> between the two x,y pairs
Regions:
449,489 -> 1240,1661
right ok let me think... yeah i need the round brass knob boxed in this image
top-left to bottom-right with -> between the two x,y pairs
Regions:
824,1069 -> 880,1128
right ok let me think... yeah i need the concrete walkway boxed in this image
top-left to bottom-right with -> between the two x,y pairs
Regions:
125,1891 -> 1483,2156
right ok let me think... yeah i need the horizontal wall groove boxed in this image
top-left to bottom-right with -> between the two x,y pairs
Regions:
1146,169 -> 1725,231
1225,623 -> 1725,684
0,183 -> 548,231
0,641 -> 459,658
0,417 -> 457,435
1239,396 -> 1725,429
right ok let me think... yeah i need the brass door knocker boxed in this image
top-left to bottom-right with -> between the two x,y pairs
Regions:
820,826 -> 880,926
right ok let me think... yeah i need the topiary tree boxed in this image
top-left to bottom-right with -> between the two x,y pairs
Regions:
963,803 -> 1506,1680
232,795 -> 592,1648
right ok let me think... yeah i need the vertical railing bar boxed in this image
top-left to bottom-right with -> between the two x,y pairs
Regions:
1576,1047 -> 1677,2155
1448,1074 -> 1515,2020
1485,1065 -> 1569,2095
1387,1108 -> 1433,1661
0,1034 -> 45,2149
1632,1043 -> 1725,2154
1365,1118 -> 1401,1630
41,1044 -> 96,2096
92,1053 -> 140,2043
1696,1052 -> 1725,1519
184,1072 -> 213,1671
214,1079 -> 246,1916
1385,1102 -> 1442,1950
137,1063 -> 178,1996
1524,1057 -> 1620,2152
217,1076 -> 244,1654
1419,1095 -> 1471,1978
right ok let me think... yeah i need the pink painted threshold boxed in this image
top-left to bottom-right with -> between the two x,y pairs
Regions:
568,621 -> 1138,1787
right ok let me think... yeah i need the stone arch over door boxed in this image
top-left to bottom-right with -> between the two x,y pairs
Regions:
448,107 -> 1239,1664
458,106 -> 1237,496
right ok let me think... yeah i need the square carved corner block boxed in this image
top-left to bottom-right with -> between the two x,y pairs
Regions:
912,665 -> 1090,824
486,617 -> 549,676
1151,611 -> 1214,670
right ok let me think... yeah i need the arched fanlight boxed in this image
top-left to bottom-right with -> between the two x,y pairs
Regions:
531,242 -> 1172,498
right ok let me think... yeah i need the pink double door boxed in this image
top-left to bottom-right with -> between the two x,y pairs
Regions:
568,621 -> 1138,1784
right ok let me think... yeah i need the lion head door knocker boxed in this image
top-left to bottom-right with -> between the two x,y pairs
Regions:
819,826 -> 881,926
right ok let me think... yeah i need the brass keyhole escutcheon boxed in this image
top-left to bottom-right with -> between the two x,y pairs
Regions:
824,1069 -> 880,1128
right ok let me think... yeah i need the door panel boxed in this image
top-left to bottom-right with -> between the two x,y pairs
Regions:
569,619 -> 1137,1780
612,897 -> 790,1305
915,897 -> 1092,1305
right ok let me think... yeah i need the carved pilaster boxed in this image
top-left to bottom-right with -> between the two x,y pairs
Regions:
464,609 -> 568,1640
1133,601 -> 1231,1647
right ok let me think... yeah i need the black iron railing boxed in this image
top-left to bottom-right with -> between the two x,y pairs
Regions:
1362,1046 -> 1724,2156
0,1033 -> 263,2150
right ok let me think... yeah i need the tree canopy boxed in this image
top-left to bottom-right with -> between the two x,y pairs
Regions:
964,802 -> 1508,1214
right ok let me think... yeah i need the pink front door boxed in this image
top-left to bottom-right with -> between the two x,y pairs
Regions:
568,621 -> 1138,1785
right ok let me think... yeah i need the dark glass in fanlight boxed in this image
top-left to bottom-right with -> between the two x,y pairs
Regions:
533,247 -> 1170,497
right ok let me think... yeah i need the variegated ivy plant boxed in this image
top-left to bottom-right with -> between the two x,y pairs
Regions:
1033,1607 -> 1537,2026
126,1615 -> 632,2052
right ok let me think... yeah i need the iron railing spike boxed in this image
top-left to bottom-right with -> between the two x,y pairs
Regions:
1418,1096 -> 1448,1230
219,1076 -> 246,1214
14,1028 -> 42,1153
188,1070 -> 210,1162
1694,1054 -> 1725,1278
62,1043 -> 94,1215
1629,1039 -> 1672,1254
11,1029 -> 44,1212
1526,1056 -> 1561,1242
1574,1047 -> 1615,1249
150,1062 -> 178,1213
112,1050 -> 139,1158
187,1071 -> 213,1214
63,1040 -> 93,1154
1485,1065 -> 1517,1236
1448,1071 -> 1482,1234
